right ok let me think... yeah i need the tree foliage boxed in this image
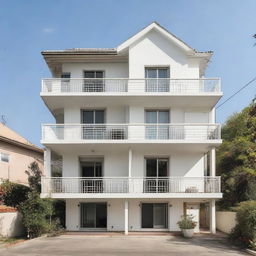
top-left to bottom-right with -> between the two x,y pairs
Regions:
0,181 -> 31,207
18,191 -> 53,238
25,161 -> 42,193
230,201 -> 256,248
217,103 -> 256,209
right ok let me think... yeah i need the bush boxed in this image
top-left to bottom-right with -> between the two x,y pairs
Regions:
52,200 -> 66,228
230,201 -> 256,248
18,191 -> 53,238
0,181 -> 31,207
177,215 -> 197,229
25,161 -> 42,193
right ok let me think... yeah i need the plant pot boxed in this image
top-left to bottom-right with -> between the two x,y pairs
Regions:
182,229 -> 194,238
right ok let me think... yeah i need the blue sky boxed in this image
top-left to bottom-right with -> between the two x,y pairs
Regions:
0,0 -> 256,147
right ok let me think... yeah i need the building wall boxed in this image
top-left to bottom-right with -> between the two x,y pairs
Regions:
61,150 -> 204,178
0,141 -> 43,185
129,30 -> 200,79
62,63 -> 128,78
65,198 -> 199,232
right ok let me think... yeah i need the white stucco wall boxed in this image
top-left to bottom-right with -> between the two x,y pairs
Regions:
66,198 -> 190,232
216,211 -> 236,233
0,212 -> 25,237
62,63 -> 128,78
129,30 -> 200,79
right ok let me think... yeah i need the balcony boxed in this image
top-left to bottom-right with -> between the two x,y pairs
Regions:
41,176 -> 221,198
41,78 -> 221,95
41,123 -> 221,144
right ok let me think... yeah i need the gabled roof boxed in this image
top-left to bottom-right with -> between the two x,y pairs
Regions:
117,22 -> 212,58
0,123 -> 43,153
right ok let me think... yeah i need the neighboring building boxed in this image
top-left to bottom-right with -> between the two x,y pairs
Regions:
40,22 -> 222,234
0,123 -> 43,185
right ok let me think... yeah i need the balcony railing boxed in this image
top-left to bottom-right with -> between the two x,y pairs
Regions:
41,78 -> 221,94
42,123 -> 221,142
41,177 -> 221,194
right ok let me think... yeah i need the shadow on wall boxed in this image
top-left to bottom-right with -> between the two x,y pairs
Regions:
0,212 -> 25,237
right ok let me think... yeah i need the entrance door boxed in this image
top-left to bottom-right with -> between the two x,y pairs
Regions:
80,203 -> 107,229
141,203 -> 167,228
145,158 -> 169,192
81,161 -> 103,193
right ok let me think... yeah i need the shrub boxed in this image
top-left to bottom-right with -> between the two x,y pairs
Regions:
230,201 -> 256,248
177,215 -> 197,230
0,181 -> 31,207
18,191 -> 53,238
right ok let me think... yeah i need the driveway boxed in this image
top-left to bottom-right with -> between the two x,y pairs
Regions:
0,234 -> 247,256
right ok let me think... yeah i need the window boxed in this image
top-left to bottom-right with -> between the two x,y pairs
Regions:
84,71 -> 104,92
81,110 -> 105,140
61,72 -> 71,92
1,153 -> 9,163
145,67 -> 170,92
145,110 -> 169,139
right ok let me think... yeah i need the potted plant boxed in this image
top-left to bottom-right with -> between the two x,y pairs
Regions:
177,214 -> 197,238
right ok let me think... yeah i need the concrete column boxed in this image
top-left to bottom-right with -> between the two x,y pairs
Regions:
210,199 -> 216,234
128,148 -> 132,177
124,200 -> 129,235
44,148 -> 51,177
209,148 -> 216,177
210,107 -> 216,123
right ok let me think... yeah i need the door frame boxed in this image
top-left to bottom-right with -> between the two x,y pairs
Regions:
79,202 -> 108,230
140,202 -> 169,230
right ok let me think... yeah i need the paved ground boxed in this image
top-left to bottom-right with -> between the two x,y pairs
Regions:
0,234 -> 247,256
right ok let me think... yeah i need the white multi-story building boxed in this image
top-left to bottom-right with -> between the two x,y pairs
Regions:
40,22 -> 222,234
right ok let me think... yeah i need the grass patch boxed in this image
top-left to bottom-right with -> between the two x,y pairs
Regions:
0,236 -> 26,247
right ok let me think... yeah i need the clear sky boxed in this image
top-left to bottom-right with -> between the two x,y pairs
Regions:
1,0 -> 256,147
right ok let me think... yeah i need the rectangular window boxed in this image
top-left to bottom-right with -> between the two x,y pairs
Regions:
145,110 -> 169,139
145,67 -> 170,92
84,71 -> 104,92
81,109 -> 105,140
1,153 -> 9,163
61,72 -> 71,92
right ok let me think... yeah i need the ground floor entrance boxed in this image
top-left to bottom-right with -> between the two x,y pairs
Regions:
66,198 -> 216,234
80,203 -> 107,229
141,203 -> 168,229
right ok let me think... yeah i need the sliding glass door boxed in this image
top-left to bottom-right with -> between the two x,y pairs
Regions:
84,71 -> 104,92
145,67 -> 169,92
80,203 -> 107,229
141,203 -> 168,228
145,110 -> 169,140
145,158 -> 169,193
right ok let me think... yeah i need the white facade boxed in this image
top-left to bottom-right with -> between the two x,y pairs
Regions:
40,22 -> 222,234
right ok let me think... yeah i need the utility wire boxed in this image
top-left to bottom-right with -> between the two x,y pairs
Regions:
216,76 -> 256,109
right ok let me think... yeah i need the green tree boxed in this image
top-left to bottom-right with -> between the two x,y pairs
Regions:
0,181 -> 31,207
18,191 -> 53,238
25,161 -> 42,193
217,103 -> 256,209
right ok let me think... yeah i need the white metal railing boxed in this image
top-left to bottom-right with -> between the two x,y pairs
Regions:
41,176 -> 221,194
41,78 -> 221,94
41,123 -> 221,142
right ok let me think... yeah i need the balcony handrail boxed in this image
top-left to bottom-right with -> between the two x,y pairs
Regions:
41,176 -> 221,194
42,77 -> 221,81
42,123 -> 221,127
42,176 -> 221,179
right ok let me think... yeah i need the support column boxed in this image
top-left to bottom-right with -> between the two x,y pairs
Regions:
209,148 -> 216,177
44,148 -> 51,177
124,200 -> 129,235
128,148 -> 132,177
210,199 -> 216,234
